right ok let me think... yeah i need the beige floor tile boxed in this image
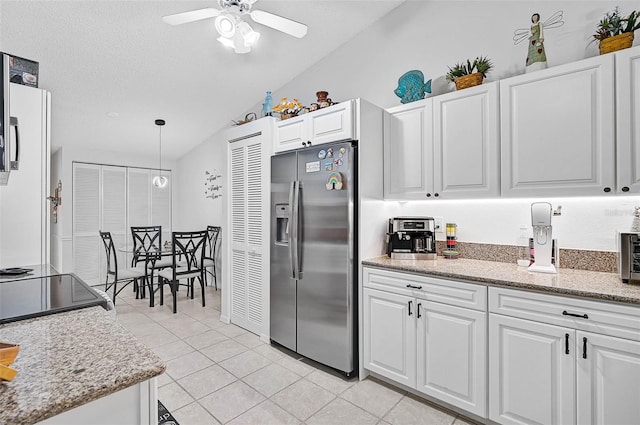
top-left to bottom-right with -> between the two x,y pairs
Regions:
234,332 -> 265,348
153,339 -> 195,361
277,355 -> 315,377
121,320 -> 166,337
165,351 -> 214,380
243,363 -> 301,397
217,323 -> 248,338
219,350 -> 272,378
157,371 -> 173,387
161,317 -> 211,339
271,379 -> 336,420
228,400 -> 300,425
115,311 -> 148,325
178,364 -> 236,400
134,328 -> 180,349
383,394 -> 456,425
199,381 -> 266,423
158,381 -> 195,412
172,402 -> 221,425
183,329 -> 228,350
252,344 -> 286,362
305,369 -> 356,395
200,339 -> 248,363
340,378 -> 405,418
307,398 -> 378,425
199,316 -> 226,329
453,416 -> 481,425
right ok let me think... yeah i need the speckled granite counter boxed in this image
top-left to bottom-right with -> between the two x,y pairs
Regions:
362,256 -> 640,305
0,307 -> 165,425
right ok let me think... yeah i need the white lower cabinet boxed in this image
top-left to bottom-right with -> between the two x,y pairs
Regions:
363,267 -> 487,417
489,287 -> 640,425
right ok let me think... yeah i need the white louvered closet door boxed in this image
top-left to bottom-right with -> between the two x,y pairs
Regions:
229,132 -> 268,336
127,168 -> 151,266
73,163 -> 101,285
101,166 -> 127,284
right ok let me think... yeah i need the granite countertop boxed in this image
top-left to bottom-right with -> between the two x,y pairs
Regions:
362,256 -> 640,305
0,307 -> 166,425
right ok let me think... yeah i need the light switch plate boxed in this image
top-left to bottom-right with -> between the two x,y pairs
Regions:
434,217 -> 444,233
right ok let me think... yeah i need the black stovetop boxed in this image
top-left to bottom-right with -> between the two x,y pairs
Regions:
0,274 -> 108,324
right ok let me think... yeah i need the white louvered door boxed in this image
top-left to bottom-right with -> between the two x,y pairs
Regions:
101,166 -> 127,283
127,168 -> 151,266
228,129 -> 269,337
72,163 -> 101,285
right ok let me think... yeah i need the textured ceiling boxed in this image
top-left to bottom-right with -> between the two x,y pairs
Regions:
0,0 -> 404,159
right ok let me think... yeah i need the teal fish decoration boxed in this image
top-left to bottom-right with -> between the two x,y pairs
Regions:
394,70 -> 432,104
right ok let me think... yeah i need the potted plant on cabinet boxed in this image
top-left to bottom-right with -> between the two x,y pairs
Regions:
445,56 -> 494,90
593,7 -> 640,55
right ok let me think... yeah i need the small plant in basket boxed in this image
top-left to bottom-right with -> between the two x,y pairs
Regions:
445,56 -> 494,90
592,7 -> 640,54
272,98 -> 305,120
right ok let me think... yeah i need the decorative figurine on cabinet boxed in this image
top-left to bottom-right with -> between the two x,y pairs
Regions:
513,10 -> 564,73
394,70 -> 432,104
262,91 -> 273,117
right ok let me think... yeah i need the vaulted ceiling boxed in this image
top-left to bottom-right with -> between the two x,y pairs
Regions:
0,0 -> 404,159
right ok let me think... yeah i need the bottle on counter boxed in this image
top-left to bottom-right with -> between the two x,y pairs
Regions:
516,226 -> 531,267
443,223 -> 459,259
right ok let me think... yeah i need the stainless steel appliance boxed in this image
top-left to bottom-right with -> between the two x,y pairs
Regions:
387,217 -> 436,260
0,53 -> 20,186
619,232 -> 640,283
270,140 -> 356,376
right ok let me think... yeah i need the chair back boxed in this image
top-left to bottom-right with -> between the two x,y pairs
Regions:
205,226 -> 221,262
131,226 -> 162,265
171,230 -> 207,279
99,231 -> 119,281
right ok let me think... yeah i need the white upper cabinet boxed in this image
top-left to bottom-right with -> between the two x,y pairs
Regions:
384,82 -> 500,200
273,100 -> 354,153
500,54 -> 616,197
616,45 -> 640,194
433,82 -> 500,199
384,99 -> 433,199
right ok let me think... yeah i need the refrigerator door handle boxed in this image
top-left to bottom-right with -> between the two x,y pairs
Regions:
288,180 -> 296,279
292,180 -> 301,280
9,117 -> 19,170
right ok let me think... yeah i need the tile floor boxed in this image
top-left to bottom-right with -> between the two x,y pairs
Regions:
114,285 -> 478,425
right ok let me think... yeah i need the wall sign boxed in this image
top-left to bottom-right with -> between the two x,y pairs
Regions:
205,170 -> 222,200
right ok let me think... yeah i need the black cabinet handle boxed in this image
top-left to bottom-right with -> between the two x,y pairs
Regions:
307,141 -> 312,146
583,337 -> 588,359
408,300 -> 413,316
604,187 -> 611,193
302,142 -> 307,147
426,193 -> 432,198
434,193 -> 439,197
562,310 -> 588,319
565,333 -> 570,355
406,284 -> 423,290
622,186 -> 630,192
417,303 -> 422,318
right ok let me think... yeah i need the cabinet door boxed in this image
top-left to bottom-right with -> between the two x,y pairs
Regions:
363,287 -> 416,387
274,115 -> 306,153
500,54 -> 615,197
616,45 -> 640,194
433,81 -> 500,199
577,331 -> 640,425
416,300 -> 487,417
72,163 -> 102,285
489,314 -> 576,425
307,100 -> 354,145
384,99 -> 433,199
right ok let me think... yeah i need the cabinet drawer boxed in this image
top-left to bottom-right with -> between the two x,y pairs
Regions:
363,267 -> 487,311
489,287 -> 640,342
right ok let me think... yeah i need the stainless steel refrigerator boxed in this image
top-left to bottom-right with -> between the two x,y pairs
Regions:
270,140 -> 357,376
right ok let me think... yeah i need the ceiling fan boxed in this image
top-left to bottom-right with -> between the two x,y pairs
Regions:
162,0 -> 308,54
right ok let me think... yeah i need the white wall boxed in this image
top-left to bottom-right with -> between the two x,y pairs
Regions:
248,0 -> 639,252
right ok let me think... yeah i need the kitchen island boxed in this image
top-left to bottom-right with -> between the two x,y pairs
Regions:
0,306 -> 165,425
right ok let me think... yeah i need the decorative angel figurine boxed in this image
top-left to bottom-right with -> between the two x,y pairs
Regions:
631,206 -> 640,232
513,11 -> 564,73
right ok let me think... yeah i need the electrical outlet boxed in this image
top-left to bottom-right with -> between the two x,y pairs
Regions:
434,217 -> 444,233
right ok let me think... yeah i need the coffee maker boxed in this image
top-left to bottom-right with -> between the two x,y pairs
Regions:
387,217 -> 437,260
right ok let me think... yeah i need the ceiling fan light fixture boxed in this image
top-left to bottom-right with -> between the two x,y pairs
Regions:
238,21 -> 260,46
215,13 -> 236,38
217,35 -> 235,49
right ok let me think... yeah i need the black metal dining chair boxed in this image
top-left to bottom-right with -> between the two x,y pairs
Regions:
157,230 -> 208,314
99,231 -> 146,306
202,226 -> 221,290
131,226 -> 172,300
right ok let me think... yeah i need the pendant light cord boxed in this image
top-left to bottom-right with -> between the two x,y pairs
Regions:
158,124 -> 162,177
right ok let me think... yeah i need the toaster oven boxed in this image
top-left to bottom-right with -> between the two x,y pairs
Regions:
619,232 -> 640,283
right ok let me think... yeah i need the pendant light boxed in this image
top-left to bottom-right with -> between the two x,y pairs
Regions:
152,119 -> 168,188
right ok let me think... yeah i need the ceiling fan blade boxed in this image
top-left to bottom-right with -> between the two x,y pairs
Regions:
249,10 -> 307,38
162,8 -> 220,26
